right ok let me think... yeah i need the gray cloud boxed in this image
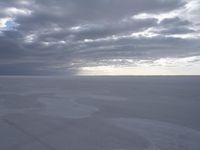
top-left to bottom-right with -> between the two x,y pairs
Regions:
0,0 -> 200,75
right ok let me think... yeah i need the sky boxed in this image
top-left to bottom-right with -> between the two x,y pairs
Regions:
0,0 -> 200,75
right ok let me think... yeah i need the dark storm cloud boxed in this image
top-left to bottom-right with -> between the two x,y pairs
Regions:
0,0 -> 200,75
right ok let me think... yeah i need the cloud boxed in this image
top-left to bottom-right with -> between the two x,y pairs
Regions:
5,7 -> 32,16
0,0 -> 200,75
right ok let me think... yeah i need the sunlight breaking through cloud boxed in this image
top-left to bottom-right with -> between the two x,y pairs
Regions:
77,56 -> 200,75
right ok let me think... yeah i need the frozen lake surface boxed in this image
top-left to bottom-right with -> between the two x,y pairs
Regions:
0,76 -> 200,150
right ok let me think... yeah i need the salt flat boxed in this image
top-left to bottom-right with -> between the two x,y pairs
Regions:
0,76 -> 200,150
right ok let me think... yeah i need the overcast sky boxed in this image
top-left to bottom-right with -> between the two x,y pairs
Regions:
0,0 -> 200,75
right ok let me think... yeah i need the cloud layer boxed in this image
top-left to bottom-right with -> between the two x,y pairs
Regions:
0,0 -> 200,75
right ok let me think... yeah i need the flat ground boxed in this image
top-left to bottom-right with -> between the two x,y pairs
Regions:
0,76 -> 200,150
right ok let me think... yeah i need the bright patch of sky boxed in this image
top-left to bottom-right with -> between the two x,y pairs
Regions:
0,18 -> 18,31
77,56 -> 200,75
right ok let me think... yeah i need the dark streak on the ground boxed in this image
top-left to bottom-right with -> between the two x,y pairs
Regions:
2,118 -> 57,150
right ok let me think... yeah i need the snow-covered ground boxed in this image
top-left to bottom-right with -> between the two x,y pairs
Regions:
0,76 -> 200,150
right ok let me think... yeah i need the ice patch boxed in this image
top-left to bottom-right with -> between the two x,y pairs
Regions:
81,93 -> 127,101
109,118 -> 200,150
38,97 -> 98,119
0,94 -> 98,119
